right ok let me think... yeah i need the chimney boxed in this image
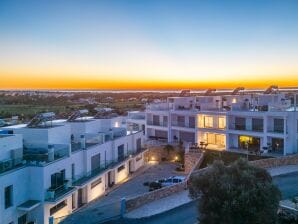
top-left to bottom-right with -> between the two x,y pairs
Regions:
80,135 -> 86,149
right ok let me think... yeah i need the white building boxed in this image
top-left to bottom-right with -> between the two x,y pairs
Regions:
129,88 -> 298,156
0,112 -> 147,224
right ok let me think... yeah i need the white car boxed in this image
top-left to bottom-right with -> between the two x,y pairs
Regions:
158,176 -> 185,187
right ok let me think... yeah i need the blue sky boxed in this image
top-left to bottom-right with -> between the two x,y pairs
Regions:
0,0 -> 298,89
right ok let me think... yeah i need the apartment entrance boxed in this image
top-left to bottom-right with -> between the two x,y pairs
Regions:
129,160 -> 134,173
77,187 -> 87,208
238,136 -> 260,152
107,170 -> 115,188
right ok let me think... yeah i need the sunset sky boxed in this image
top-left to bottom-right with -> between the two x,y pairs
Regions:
1,0 -> 298,90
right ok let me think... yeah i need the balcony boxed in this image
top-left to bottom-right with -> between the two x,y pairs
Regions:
230,124 -> 263,132
147,121 -> 168,127
267,126 -> 285,134
171,121 -> 196,129
72,148 -> 147,186
45,180 -> 75,202
0,157 -> 25,175
23,144 -> 70,166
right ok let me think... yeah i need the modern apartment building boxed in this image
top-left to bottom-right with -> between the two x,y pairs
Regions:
129,88 -> 298,156
0,112 -> 146,224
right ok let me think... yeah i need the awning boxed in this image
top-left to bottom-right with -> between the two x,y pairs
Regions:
17,200 -> 41,212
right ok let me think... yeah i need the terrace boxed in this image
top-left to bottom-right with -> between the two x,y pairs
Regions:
23,144 -> 70,166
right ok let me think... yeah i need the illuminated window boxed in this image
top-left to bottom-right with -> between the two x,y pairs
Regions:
204,116 -> 213,128
218,117 -> 226,129
207,133 -> 215,144
232,98 -> 237,103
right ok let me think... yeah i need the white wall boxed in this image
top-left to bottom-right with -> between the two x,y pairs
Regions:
0,134 -> 23,160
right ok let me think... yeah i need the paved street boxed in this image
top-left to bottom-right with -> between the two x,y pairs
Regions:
62,162 -> 184,224
99,162 -> 184,205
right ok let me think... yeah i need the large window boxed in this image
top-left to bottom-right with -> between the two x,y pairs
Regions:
218,117 -> 226,129
50,200 -> 67,216
252,118 -> 263,132
204,116 -> 213,128
235,117 -> 246,130
136,138 -> 142,153
51,170 -> 65,189
189,117 -> 196,128
117,144 -> 125,162
5,185 -> 13,209
274,119 -> 284,133
91,178 -> 102,189
91,154 -> 101,171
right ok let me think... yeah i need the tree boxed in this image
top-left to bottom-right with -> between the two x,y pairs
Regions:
189,159 -> 281,224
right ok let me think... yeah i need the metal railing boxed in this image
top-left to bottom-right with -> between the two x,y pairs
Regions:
72,149 -> 146,186
0,157 -> 25,175
45,180 -> 75,202
147,121 -> 168,127
24,145 -> 70,166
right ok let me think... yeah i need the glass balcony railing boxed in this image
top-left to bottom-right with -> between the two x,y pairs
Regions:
147,121 -> 168,127
23,144 -> 70,166
267,126 -> 285,134
229,124 -> 264,132
0,157 -> 25,175
72,148 -> 147,186
45,180 -> 75,202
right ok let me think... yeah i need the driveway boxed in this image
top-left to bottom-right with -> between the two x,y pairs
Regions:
62,162 -> 184,224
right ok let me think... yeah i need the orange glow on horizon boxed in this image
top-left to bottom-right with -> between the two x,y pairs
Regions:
1,73 -> 298,90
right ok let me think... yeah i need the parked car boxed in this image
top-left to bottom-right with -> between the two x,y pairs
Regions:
148,181 -> 162,191
158,176 -> 186,187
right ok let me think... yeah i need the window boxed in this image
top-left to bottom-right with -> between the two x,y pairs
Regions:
207,133 -> 216,144
50,200 -> 67,216
91,178 -> 102,189
218,117 -> 226,129
177,116 -> 185,127
72,193 -> 76,209
51,170 -> 65,189
91,154 -> 101,171
18,214 -> 27,224
235,117 -> 246,130
204,116 -> 213,128
71,163 -> 75,180
274,119 -> 284,133
5,185 -> 13,209
117,165 -> 125,172
252,118 -> 263,132
136,138 -> 142,152
117,145 -> 125,162
189,117 -> 196,128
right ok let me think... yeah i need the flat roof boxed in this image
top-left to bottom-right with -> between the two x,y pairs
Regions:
17,200 -> 41,212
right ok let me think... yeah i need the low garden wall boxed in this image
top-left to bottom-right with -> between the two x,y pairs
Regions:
126,181 -> 187,212
250,154 -> 298,169
125,152 -> 204,212
185,152 -> 204,174
144,146 -> 180,162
